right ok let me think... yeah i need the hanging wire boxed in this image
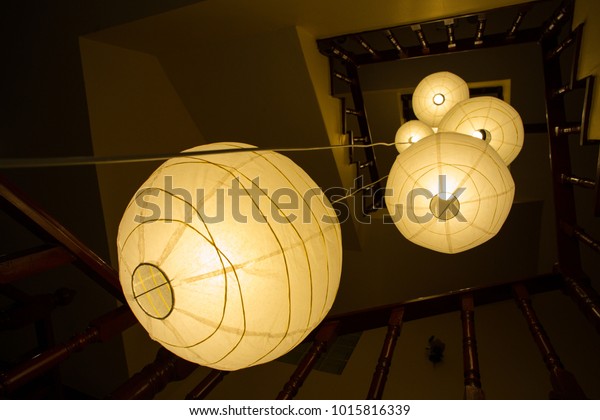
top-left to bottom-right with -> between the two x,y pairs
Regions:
0,141 -> 407,169
0,141 -> 407,208
330,175 -> 389,204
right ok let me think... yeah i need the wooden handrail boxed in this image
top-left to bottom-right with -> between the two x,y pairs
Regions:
0,174 -> 124,301
312,273 -> 563,339
318,1 -> 543,66
0,244 -> 76,284
539,20 -> 584,281
0,304 -> 135,396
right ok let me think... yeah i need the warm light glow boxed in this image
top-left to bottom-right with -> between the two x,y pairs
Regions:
385,133 -> 515,254
471,130 -> 485,140
394,120 -> 435,153
117,143 -> 342,371
433,93 -> 445,105
412,71 -> 469,127
438,96 -> 524,165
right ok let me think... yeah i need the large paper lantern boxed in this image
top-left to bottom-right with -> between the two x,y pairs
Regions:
385,132 -> 515,254
117,142 -> 342,370
394,120 -> 435,153
412,71 -> 469,128
438,96 -> 524,165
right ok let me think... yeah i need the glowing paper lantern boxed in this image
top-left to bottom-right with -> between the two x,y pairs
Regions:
117,142 -> 342,370
394,120 -> 435,153
385,132 -> 515,254
412,71 -> 469,128
438,96 -> 524,165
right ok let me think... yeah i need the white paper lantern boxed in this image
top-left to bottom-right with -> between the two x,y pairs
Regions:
385,133 -> 515,254
438,96 -> 524,165
117,142 -> 342,371
394,120 -> 435,153
412,71 -> 470,128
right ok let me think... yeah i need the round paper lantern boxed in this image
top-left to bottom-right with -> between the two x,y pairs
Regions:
412,71 -> 470,128
394,120 -> 435,153
117,142 -> 342,370
438,96 -> 524,165
385,132 -> 515,254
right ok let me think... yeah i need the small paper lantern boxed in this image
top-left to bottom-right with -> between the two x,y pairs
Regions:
117,142 -> 342,370
438,96 -> 524,165
412,71 -> 470,128
394,120 -> 435,153
385,132 -> 515,254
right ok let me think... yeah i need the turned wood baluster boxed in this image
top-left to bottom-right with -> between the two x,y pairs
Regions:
539,0 -> 573,42
0,304 -> 135,397
562,275 -> 600,335
277,321 -> 339,400
411,25 -> 430,53
384,30 -> 405,57
367,307 -> 404,399
513,283 -> 587,399
506,9 -> 528,39
186,369 -> 229,400
461,294 -> 485,399
109,347 -> 197,399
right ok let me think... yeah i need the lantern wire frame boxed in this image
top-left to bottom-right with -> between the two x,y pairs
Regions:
411,71 -> 470,128
385,132 -> 515,254
394,120 -> 435,153
438,96 -> 524,165
118,142 -> 344,370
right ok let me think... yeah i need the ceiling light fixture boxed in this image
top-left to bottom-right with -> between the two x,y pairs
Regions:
411,71 -> 470,128
386,132 -> 515,254
394,120 -> 435,153
388,72 -> 522,254
117,142 -> 342,370
438,96 -> 524,165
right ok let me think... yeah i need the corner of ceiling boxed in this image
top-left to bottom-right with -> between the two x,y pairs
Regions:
79,36 -> 206,268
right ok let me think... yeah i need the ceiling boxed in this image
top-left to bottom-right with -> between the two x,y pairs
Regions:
80,0 -> 566,312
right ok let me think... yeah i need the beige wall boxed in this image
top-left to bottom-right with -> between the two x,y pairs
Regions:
574,0 -> 600,139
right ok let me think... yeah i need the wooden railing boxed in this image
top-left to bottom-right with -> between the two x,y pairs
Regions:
0,173 -> 124,301
179,272 -> 598,400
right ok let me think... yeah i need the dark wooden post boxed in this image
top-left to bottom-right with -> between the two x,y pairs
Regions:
186,369 -> 228,400
276,321 -> 339,400
513,283 -> 587,399
109,348 -> 197,399
561,274 -> 600,335
367,307 -> 404,399
461,294 -> 485,399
